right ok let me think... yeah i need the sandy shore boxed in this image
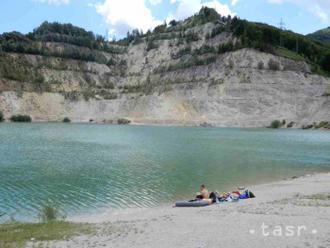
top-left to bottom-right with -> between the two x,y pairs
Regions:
31,173 -> 330,248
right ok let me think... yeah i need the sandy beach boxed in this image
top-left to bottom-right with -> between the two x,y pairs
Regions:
26,172 -> 330,248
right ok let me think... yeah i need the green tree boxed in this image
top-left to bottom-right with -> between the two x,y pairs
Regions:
270,120 -> 281,129
320,52 -> 330,72
63,117 -> 71,123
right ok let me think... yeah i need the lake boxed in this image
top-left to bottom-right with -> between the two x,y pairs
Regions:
0,123 -> 329,222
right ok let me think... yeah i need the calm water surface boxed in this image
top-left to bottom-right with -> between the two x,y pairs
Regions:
0,123 -> 329,221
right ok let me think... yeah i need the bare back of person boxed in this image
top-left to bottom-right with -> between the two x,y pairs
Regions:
196,184 -> 210,199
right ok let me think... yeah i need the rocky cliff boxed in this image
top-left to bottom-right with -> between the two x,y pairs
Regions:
0,11 -> 329,127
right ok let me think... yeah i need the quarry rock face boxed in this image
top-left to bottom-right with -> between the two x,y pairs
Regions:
0,22 -> 329,127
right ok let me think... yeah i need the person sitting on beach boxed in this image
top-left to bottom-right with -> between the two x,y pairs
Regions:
196,184 -> 210,199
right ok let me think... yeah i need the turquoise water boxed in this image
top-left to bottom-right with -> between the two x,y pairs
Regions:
0,123 -> 330,221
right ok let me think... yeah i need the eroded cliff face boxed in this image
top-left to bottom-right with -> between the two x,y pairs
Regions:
0,22 -> 329,127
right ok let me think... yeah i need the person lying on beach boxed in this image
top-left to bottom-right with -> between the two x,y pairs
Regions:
209,189 -> 256,203
174,186 -> 255,207
196,184 -> 210,199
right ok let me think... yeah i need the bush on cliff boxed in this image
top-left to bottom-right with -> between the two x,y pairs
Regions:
320,52 -> 330,72
10,115 -> 32,122
287,121 -> 294,128
270,120 -> 281,128
117,118 -> 131,125
268,59 -> 280,70
63,117 -> 71,123
315,121 -> 330,129
0,111 -> 4,122
257,61 -> 264,69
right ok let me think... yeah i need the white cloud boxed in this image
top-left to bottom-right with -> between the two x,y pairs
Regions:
204,0 -> 236,16
33,0 -> 69,5
148,0 -> 162,5
168,0 -> 235,21
267,0 -> 330,22
96,0 -> 162,38
231,0 -> 239,6
96,0 -> 235,38
267,0 -> 283,3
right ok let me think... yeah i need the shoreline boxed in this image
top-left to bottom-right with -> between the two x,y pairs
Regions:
69,172 -> 330,248
54,172 -> 330,248
1,168 -> 325,225
68,171 -> 329,224
1,121 -> 330,131
2,172 -> 330,247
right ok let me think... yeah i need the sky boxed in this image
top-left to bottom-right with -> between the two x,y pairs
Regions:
0,0 -> 329,39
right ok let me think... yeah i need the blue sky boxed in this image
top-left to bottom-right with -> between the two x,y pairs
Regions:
1,0 -> 329,39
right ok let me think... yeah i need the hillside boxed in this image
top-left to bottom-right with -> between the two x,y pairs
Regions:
308,27 -> 330,44
0,7 -> 329,127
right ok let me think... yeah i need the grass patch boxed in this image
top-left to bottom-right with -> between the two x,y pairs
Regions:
304,194 -> 330,201
0,221 -> 94,248
156,55 -> 217,73
82,89 -> 95,101
146,40 -> 159,51
38,204 -> 63,222
275,47 -> 305,61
